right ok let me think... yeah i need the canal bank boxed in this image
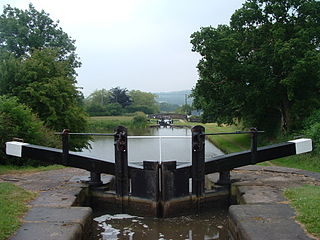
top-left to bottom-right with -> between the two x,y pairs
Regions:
0,168 -> 93,240
1,165 -> 319,239
226,165 -> 320,240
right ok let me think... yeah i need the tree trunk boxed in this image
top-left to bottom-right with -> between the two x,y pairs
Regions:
280,98 -> 291,133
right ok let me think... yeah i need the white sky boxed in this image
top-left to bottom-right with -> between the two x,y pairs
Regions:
0,0 -> 246,96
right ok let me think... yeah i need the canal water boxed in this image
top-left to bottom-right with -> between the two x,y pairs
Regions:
81,127 -> 228,240
81,127 -> 224,163
92,209 -> 229,240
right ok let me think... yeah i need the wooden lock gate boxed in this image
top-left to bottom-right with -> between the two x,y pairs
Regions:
6,126 -> 312,217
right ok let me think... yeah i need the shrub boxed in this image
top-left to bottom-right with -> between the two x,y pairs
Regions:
303,109 -> 320,151
0,96 -> 59,165
131,112 -> 148,128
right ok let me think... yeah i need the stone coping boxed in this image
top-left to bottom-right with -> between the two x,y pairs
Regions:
0,168 -> 94,240
1,166 -> 319,240
226,166 -> 320,240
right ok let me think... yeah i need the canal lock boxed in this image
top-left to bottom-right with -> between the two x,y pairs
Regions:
76,172 -> 231,240
78,126 -> 231,239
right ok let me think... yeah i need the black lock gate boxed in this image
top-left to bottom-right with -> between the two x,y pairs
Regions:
6,125 -> 312,217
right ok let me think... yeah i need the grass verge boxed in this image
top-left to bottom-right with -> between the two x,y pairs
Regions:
0,164 -> 64,175
203,123 -> 251,153
174,121 -> 251,153
88,116 -> 133,132
89,116 -> 319,172
0,182 -> 36,240
271,152 -> 320,173
285,185 -> 320,238
174,120 -> 319,172
88,117 -> 251,152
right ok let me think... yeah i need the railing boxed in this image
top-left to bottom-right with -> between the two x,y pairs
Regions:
57,130 -> 193,164
56,128 -> 263,164
56,126 -> 265,187
128,136 -> 191,163
6,125 -> 312,217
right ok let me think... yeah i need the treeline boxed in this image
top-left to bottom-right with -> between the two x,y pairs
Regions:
83,88 -> 195,116
0,4 -> 88,163
191,0 -> 320,148
84,88 -> 159,116
0,3 -> 193,165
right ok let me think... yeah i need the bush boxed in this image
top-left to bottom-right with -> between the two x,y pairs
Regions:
306,123 -> 320,150
0,96 -> 59,165
303,109 -> 320,150
131,112 -> 148,128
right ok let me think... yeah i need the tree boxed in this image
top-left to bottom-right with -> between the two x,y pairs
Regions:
84,89 -> 111,116
191,0 -> 320,135
109,87 -> 132,108
128,90 -> 159,114
175,104 -> 193,115
84,89 -> 159,116
0,48 -> 87,133
0,5 -> 87,137
0,4 -> 80,69
159,102 -> 180,112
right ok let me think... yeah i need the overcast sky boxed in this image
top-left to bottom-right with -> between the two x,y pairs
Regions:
0,0 -> 246,96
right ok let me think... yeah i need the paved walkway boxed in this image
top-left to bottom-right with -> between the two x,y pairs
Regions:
212,165 -> 320,240
0,168 -> 93,240
1,166 -> 320,239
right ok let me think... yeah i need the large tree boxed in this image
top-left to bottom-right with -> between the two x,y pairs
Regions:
128,90 -> 159,114
0,4 -> 79,68
84,89 -> 123,116
191,0 -> 320,135
109,87 -> 132,108
84,89 -> 160,116
0,4 -> 86,136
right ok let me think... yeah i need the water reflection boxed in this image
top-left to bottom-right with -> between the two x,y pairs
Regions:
82,127 -> 224,163
94,209 -> 228,240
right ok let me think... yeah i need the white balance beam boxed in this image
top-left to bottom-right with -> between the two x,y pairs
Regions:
288,138 -> 313,155
6,141 -> 29,157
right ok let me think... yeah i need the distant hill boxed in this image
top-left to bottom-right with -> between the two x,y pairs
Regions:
154,90 -> 193,106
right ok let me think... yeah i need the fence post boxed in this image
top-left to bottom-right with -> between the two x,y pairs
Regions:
89,171 -> 103,186
217,171 -> 231,185
250,127 -> 258,164
114,126 -> 129,209
191,125 -> 205,198
62,129 -> 69,166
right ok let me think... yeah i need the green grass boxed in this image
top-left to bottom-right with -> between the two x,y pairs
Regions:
88,117 -> 252,152
90,117 -> 318,171
270,152 -> 320,173
0,182 -> 36,240
174,120 -> 320,172
88,116 -> 134,132
90,116 -> 133,121
285,185 -> 320,238
174,121 -> 251,153
204,123 -> 251,153
0,164 -> 65,175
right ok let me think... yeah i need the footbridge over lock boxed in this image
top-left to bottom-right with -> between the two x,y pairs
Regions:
6,126 -> 312,217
